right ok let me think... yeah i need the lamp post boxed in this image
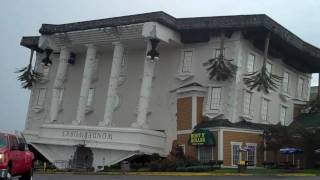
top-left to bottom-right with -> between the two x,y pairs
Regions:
41,48 -> 53,67
262,130 -> 272,162
146,39 -> 160,62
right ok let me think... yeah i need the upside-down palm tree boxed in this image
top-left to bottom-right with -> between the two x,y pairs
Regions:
243,32 -> 282,93
203,31 -> 237,81
16,49 -> 42,89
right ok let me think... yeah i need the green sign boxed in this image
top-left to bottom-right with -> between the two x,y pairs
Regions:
189,129 -> 215,146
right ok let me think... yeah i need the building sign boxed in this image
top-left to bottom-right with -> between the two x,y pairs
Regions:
190,133 -> 206,145
189,129 -> 215,146
62,130 -> 112,141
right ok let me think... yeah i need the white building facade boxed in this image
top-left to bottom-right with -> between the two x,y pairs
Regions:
20,12 -> 320,169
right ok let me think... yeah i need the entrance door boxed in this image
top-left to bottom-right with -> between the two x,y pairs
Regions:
72,145 -> 93,170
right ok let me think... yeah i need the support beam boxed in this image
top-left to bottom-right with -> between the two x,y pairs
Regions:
100,42 -> 124,126
73,44 -> 97,125
48,46 -> 70,123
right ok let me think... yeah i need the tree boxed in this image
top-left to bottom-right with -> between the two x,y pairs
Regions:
16,49 -> 42,89
243,32 -> 282,93
203,31 -> 237,81
264,124 -> 293,164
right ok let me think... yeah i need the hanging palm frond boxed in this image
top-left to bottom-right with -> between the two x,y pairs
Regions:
243,32 -> 282,93
203,31 -> 237,81
243,64 -> 282,93
16,50 -> 43,89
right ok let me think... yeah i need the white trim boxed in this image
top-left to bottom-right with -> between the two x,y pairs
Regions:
192,96 -> 197,128
279,105 -> 287,126
296,76 -> 304,100
218,129 -> 224,161
245,143 -> 257,167
246,53 -> 255,73
260,97 -> 270,122
178,144 -> 186,154
206,127 -> 263,134
242,90 -> 253,118
231,141 -> 242,166
175,86 -> 207,94
176,48 -> 195,81
177,129 -> 193,135
282,71 -> 290,94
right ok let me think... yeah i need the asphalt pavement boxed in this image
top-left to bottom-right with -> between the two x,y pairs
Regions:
32,174 -> 319,180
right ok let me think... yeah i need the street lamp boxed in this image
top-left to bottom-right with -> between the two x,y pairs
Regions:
146,39 -> 160,62
41,48 -> 53,67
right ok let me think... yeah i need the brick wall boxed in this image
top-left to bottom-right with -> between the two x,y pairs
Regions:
197,97 -> 204,124
177,133 -> 197,159
223,131 -> 264,166
177,97 -> 192,130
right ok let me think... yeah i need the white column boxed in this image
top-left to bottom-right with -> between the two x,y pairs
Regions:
73,44 -> 97,125
218,129 -> 224,161
100,42 -> 124,126
48,46 -> 70,123
132,40 -> 155,129
192,95 -> 197,128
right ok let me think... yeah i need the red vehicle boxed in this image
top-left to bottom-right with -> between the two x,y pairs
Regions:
0,131 -> 34,180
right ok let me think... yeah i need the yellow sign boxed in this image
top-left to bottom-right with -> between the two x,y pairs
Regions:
190,133 -> 206,145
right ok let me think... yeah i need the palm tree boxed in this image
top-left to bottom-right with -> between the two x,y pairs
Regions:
203,31 -> 237,81
243,32 -> 282,93
16,49 -> 42,89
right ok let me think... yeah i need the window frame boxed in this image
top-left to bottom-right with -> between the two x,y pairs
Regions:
243,90 -> 253,116
245,143 -> 257,166
266,62 -> 272,77
261,98 -> 270,122
282,71 -> 289,94
297,77 -> 304,99
198,145 -> 214,163
209,87 -> 222,110
279,105 -> 287,126
231,142 -> 242,166
246,53 -> 255,73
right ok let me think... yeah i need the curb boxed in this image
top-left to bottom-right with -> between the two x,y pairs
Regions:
35,171 -> 318,177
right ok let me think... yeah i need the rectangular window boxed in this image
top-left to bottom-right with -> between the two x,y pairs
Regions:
198,146 -> 213,162
87,88 -> 95,107
261,98 -> 269,121
266,62 -> 272,76
181,50 -> 193,73
246,145 -> 256,165
178,144 -> 185,154
243,91 -> 252,116
297,78 -> 304,98
210,87 -> 221,110
280,105 -> 287,125
231,143 -> 241,166
36,88 -> 46,106
282,72 -> 289,93
303,80 -> 310,100
58,88 -> 64,106
247,53 -> 255,73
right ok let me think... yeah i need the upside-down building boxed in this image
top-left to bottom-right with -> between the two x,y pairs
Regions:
20,12 -> 320,169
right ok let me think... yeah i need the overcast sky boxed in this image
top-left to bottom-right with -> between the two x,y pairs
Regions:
0,0 -> 319,132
